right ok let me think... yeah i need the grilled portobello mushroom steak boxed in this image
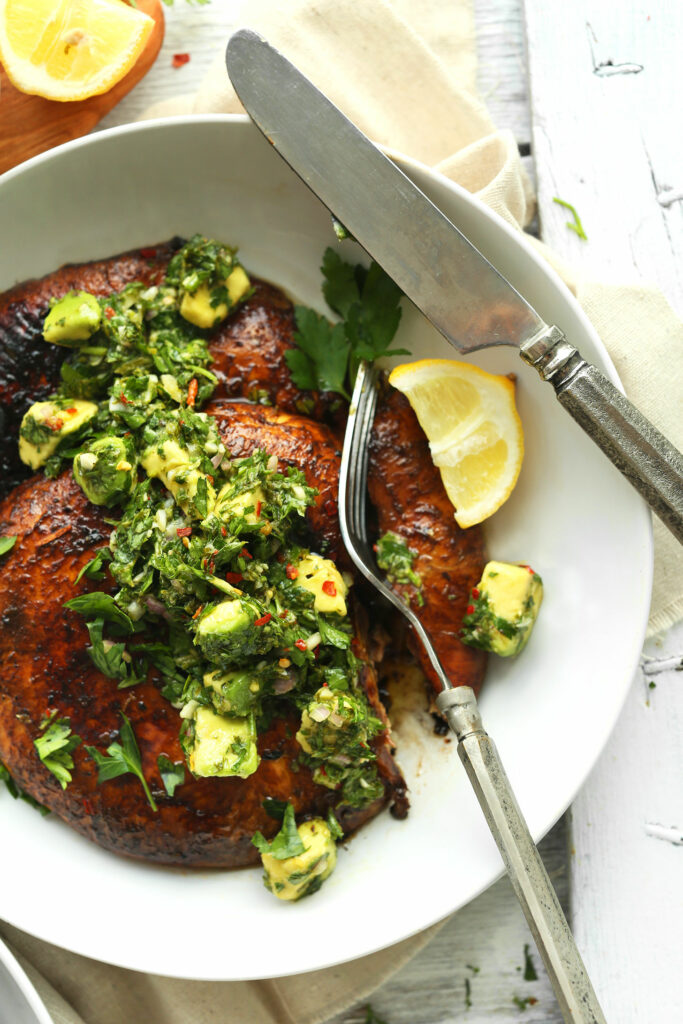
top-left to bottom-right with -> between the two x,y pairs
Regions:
0,240 -> 484,868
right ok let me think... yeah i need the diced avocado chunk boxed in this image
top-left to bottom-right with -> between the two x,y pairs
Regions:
18,399 -> 98,469
295,554 -> 349,615
43,291 -> 101,347
203,668 -> 263,716
179,265 -> 251,329
194,597 -> 282,665
141,439 -> 216,515
460,560 -> 543,657
73,436 -> 136,507
187,706 -> 259,779
260,817 -> 337,902
215,483 -> 266,526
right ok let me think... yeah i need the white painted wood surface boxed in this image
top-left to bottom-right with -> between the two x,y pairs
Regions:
524,3 -> 683,1020
83,1 -> 683,1020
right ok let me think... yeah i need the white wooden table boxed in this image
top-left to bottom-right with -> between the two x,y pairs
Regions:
98,2 -> 682,1020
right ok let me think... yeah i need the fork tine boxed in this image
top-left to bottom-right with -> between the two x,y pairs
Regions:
339,361 -> 453,693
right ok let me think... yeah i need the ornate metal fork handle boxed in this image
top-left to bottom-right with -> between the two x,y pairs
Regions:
339,362 -> 608,1024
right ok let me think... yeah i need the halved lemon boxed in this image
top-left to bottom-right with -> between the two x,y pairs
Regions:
0,0 -> 153,101
388,359 -> 524,528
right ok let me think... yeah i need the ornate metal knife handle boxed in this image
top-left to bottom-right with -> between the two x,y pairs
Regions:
437,687 -> 608,1024
521,326 -> 683,545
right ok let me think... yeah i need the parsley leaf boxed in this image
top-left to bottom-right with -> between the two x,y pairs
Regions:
75,547 -> 112,583
288,309 -> 350,398
64,592 -> 133,633
34,716 -> 81,790
286,249 -> 408,398
251,802 -> 306,860
0,536 -> 17,557
157,754 -> 185,797
85,712 -> 158,812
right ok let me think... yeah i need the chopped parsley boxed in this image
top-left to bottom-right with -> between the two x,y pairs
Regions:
34,716 -> 81,790
18,234 -> 388,836
0,536 -> 16,557
552,197 -> 588,241
86,713 -> 158,811
364,1008 -> 390,1024
286,247 -> 408,398
523,943 -> 538,981
375,531 -> 423,605
512,995 -> 538,1011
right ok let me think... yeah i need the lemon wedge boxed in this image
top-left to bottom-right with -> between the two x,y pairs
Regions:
0,0 -> 153,102
388,359 -> 524,528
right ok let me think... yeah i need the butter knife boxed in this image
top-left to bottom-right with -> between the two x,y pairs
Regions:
226,29 -> 683,545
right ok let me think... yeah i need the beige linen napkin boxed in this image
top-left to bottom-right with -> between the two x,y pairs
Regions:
3,2 -> 681,1022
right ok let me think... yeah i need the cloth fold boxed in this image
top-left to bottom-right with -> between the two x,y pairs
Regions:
4,1 -> 681,1022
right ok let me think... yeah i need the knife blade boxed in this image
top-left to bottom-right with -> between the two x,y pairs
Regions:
226,29 -> 683,545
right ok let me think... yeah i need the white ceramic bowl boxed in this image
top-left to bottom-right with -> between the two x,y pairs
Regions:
0,116 -> 652,980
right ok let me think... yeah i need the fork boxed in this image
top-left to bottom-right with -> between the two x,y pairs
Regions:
339,360 -> 608,1024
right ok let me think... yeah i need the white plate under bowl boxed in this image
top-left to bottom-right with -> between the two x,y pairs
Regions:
0,116 -> 652,980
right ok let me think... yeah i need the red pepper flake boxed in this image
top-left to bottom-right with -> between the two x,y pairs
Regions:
255,500 -> 262,518
123,431 -> 132,438
82,797 -> 94,815
104,305 -> 115,319
466,604 -> 475,615
65,406 -> 77,414
139,247 -> 156,259
45,416 -> 64,432
178,419 -> 185,426
176,526 -> 192,537
119,392 -> 132,405
472,587 -> 480,599
221,526 -> 227,537
286,563 -> 299,580
322,681 -> 329,687
295,638 -> 307,651
322,580 -> 337,597
314,645 -> 320,659
279,610 -> 289,619
319,765 -> 327,776
187,378 -> 198,407
225,572 -> 243,585
172,52 -> 191,68
240,547 -> 253,560
207,474 -> 214,485
527,566 -> 535,574
192,604 -> 204,620
372,543 -> 378,552
254,613 -> 272,627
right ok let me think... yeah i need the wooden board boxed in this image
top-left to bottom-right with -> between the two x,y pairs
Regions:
0,0 -> 164,175
523,1 -> 683,1020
